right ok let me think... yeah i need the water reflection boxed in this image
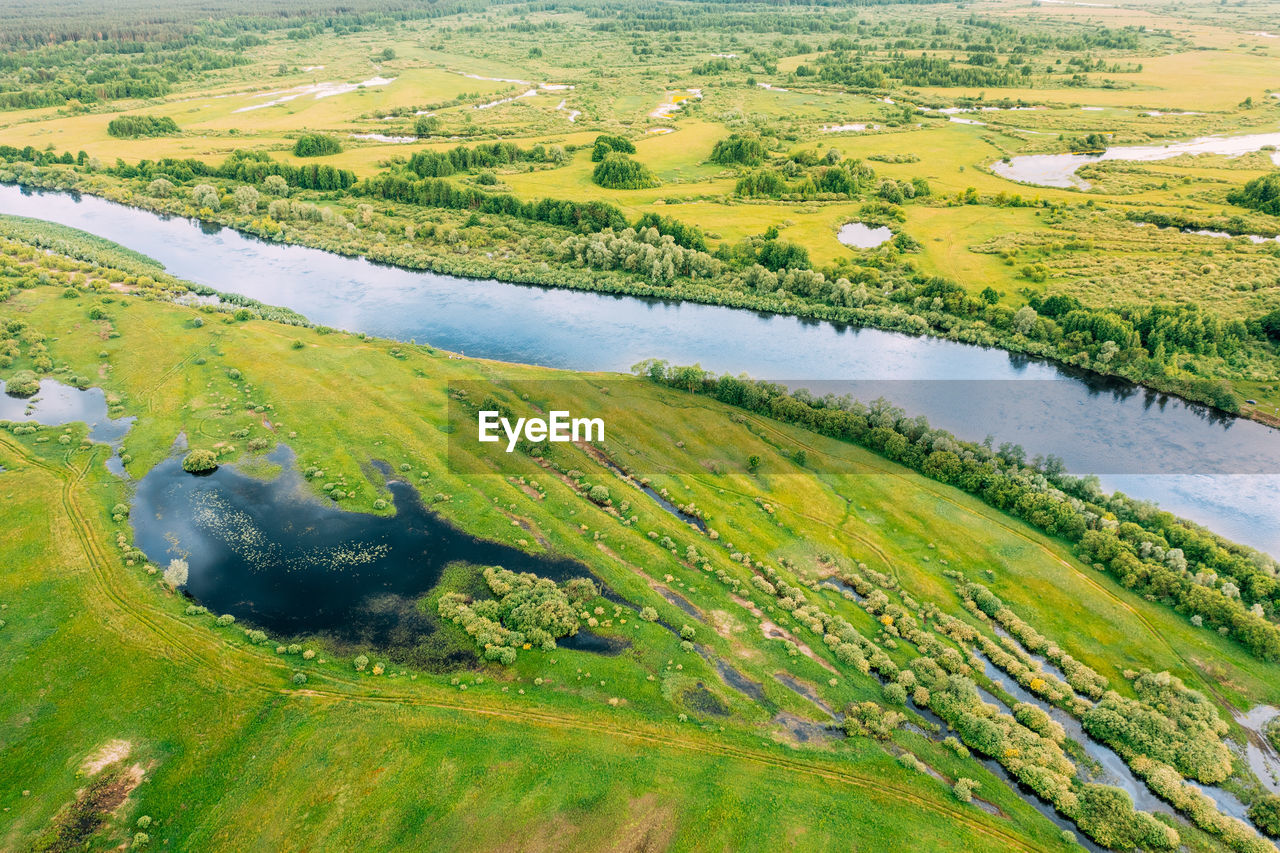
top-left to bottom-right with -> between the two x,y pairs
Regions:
2,184 -> 1277,555
130,446 -> 596,658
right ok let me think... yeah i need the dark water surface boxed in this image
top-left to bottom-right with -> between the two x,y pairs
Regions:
2,184 -> 1277,556
130,447 -> 593,650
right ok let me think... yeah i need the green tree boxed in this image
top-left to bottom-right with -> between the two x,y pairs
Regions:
182,449 -> 218,473
293,134 -> 343,157
592,153 -> 658,189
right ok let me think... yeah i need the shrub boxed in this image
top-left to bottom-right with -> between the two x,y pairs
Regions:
592,153 -> 659,189
107,115 -> 178,138
163,558 -> 189,588
883,682 -> 908,705
588,484 -> 611,505
216,614 -> 236,626
146,178 -> 174,198
1250,795 -> 1280,837
262,174 -> 289,196
354,654 -> 369,671
679,624 -> 696,640
639,606 -> 658,621
4,370 -> 40,397
710,133 -> 767,166
414,115 -> 442,136
292,672 -> 307,685
182,449 -> 218,473
954,778 -> 978,803
293,134 -> 343,157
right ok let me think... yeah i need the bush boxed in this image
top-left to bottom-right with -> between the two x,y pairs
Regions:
216,614 -> 236,626
883,682 -> 908,705
710,133 -> 767,166
262,174 -> 289,196
107,115 -> 178,138
146,178 -> 174,198
4,370 -> 40,397
292,672 -> 307,685
1250,795 -> 1280,837
293,134 -> 343,157
354,654 -> 369,671
592,153 -> 659,190
953,778 -> 978,803
588,484 -> 610,504
182,449 -> 218,473
163,558 -> 188,587
639,606 -> 658,621
414,115 -> 442,136
591,134 -> 636,161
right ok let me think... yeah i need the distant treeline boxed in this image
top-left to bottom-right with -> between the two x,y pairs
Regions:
407,141 -> 558,177
0,145 -> 358,191
359,171 -> 630,234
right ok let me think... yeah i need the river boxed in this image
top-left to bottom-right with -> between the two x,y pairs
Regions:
1,184 -> 1277,556
991,127 -> 1280,189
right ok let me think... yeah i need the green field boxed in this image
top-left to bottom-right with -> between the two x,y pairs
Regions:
2,1 -> 1280,850
0,0 -> 1278,417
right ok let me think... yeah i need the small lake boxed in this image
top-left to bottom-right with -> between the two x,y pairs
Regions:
129,446 -> 596,663
0,378 -> 134,475
992,128 -> 1280,188
2,184 -> 1279,557
836,222 -> 893,248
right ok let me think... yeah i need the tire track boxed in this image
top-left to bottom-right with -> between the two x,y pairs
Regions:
0,433 -> 1053,852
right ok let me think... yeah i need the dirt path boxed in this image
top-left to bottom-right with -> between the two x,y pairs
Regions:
0,432 -> 1055,853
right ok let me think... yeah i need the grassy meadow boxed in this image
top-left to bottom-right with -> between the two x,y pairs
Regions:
2,0 -> 1280,849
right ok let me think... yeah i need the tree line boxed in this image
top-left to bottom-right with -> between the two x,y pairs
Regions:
635,361 -> 1280,662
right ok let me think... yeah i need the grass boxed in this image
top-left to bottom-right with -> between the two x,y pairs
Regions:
3,1 -> 1280,846
2,247 -> 1278,846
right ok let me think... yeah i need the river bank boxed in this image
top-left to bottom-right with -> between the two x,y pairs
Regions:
1,165 -> 1273,429
3,182 -> 1279,557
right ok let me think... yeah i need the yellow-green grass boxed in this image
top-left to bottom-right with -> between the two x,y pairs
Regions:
4,231 -> 1280,846
12,276 -> 1280,710
0,434 -> 1058,853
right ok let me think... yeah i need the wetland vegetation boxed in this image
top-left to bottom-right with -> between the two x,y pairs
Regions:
1,0 -> 1280,850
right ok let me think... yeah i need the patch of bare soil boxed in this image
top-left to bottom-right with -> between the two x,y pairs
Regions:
608,794 -> 677,853
760,621 -> 837,674
33,744 -> 144,853
81,740 -> 131,776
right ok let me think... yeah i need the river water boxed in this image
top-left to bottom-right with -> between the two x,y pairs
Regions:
991,127 -> 1280,188
1,184 -> 1277,556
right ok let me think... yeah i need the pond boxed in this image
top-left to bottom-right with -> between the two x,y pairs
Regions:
129,445 -> 597,660
991,128 -> 1280,189
836,222 -> 893,248
0,378 -> 134,476
2,184 -> 1278,558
